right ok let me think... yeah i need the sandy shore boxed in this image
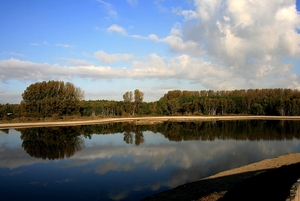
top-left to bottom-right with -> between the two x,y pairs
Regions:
203,152 -> 300,180
1,115 -> 300,129
142,153 -> 300,201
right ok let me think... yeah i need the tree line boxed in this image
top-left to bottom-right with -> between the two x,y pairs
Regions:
1,80 -> 300,119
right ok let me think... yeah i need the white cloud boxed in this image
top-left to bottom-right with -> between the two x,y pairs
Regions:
1,0 -> 300,103
97,0 -> 118,19
107,24 -> 127,35
172,7 -> 198,21
94,50 -> 133,64
162,35 -> 202,56
30,43 -> 39,46
154,0 -> 168,12
55,44 -> 74,48
130,34 -> 147,39
148,34 -> 159,41
168,0 -> 300,88
0,58 -> 59,81
1,45 -> 300,92
169,22 -> 182,36
127,0 -> 138,7
131,53 -> 174,77
0,55 -> 206,82
30,41 -> 48,46
58,58 -> 93,66
1,51 -> 25,57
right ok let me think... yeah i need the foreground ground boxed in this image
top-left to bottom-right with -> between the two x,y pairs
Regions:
142,153 -> 300,201
1,116 -> 300,200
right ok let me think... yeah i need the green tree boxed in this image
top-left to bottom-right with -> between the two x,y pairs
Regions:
123,91 -> 133,102
0,103 -> 16,119
134,89 -> 144,115
20,80 -> 84,117
122,89 -> 144,115
123,91 -> 134,115
250,103 -> 264,115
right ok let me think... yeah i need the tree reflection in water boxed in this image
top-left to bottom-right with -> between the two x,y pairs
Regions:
19,126 -> 85,160
0,129 -> 9,134
157,120 -> 300,141
16,120 -> 300,159
123,123 -> 145,145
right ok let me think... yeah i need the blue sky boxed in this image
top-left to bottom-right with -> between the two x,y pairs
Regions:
0,0 -> 300,103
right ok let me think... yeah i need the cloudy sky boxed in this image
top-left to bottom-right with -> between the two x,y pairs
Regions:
0,0 -> 300,103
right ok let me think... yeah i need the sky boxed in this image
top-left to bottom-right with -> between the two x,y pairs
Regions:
0,0 -> 300,104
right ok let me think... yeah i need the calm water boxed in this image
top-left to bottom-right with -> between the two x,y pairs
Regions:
1,120 -> 300,201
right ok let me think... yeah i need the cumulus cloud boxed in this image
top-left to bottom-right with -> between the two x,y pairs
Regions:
169,22 -> 182,36
1,0 -> 300,103
107,24 -> 127,35
1,50 -> 299,92
169,0 -> 300,89
94,50 -> 133,64
0,58 -> 59,81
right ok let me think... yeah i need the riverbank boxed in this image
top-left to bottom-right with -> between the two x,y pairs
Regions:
142,153 -> 300,201
1,115 -> 300,129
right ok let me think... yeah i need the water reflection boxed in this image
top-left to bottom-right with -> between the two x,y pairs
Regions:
0,120 -> 300,201
157,120 -> 300,141
19,127 -> 85,159
0,128 -> 9,134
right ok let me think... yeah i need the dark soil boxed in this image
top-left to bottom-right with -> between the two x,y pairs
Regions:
141,162 -> 300,201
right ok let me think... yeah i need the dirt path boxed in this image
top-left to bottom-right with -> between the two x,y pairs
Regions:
1,115 -> 300,129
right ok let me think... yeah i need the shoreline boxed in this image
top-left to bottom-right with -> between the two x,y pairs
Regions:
142,152 -> 300,201
1,115 -> 300,129
202,152 -> 300,180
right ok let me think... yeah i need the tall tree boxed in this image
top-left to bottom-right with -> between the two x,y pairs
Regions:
134,89 -> 144,115
123,91 -> 134,115
123,91 -> 133,102
122,89 -> 144,115
20,80 -> 84,117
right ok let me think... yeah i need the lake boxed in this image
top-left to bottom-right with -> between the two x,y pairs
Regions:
1,120 -> 300,201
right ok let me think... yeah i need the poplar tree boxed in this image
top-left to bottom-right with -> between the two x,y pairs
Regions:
20,80 -> 84,117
